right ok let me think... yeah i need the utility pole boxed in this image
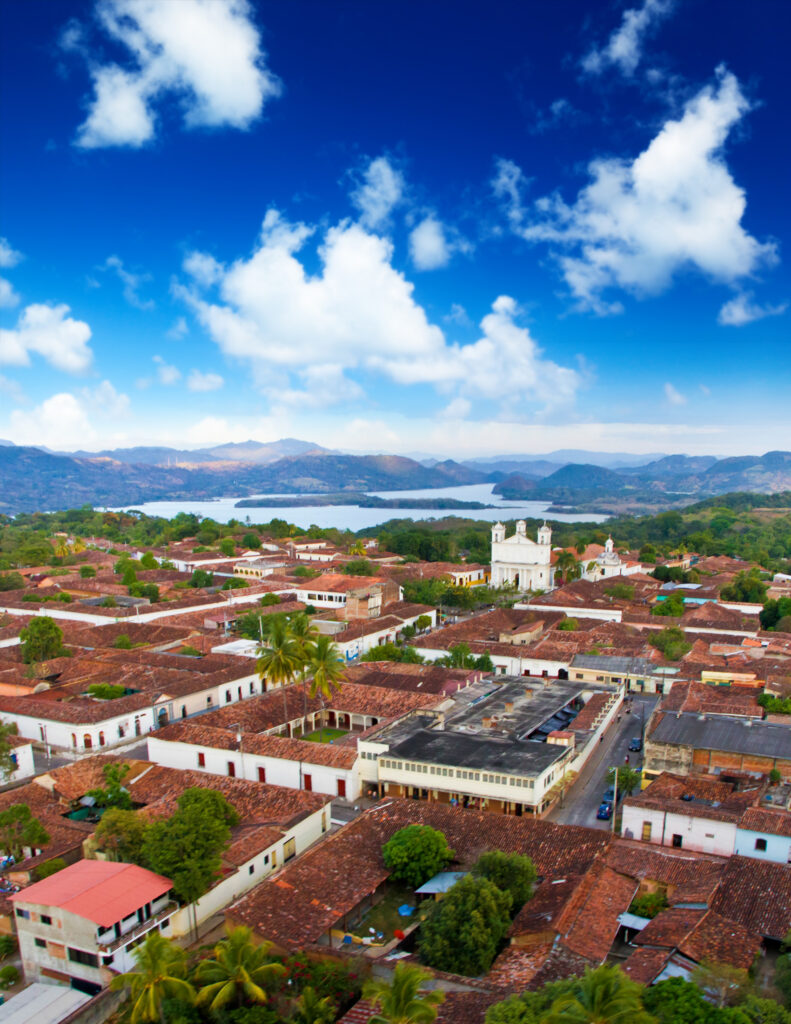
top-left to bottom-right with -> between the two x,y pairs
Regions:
611,767 -> 618,835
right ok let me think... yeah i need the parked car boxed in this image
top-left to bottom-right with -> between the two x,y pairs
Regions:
597,801 -> 613,820
629,737 -> 643,752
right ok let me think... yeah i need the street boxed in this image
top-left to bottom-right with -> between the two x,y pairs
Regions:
549,694 -> 656,830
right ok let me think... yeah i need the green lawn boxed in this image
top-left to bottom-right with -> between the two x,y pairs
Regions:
302,728 -> 349,743
353,884 -> 421,943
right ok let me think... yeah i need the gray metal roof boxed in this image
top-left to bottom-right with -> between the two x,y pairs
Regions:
651,713 -> 791,759
571,654 -> 671,676
0,984 -> 90,1024
388,728 -> 566,775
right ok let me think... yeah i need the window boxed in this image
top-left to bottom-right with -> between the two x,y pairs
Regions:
68,948 -> 99,968
35,938 -> 46,948
641,822 -> 652,842
41,914 -> 52,926
755,838 -> 768,852
672,834 -> 683,848
284,838 -> 296,862
249,864 -> 255,875
197,752 -> 205,767
257,766 -> 266,784
249,682 -> 255,694
225,690 -> 231,703
337,779 -> 346,798
304,774 -> 312,791
227,761 -> 236,778
15,909 -> 29,920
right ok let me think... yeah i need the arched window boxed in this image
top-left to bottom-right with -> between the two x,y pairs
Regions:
71,733 -> 77,748
98,731 -> 105,747
83,734 -> 93,749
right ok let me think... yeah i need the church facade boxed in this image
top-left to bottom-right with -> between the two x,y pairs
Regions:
490,521 -> 555,592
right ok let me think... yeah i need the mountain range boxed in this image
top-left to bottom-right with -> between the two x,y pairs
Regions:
2,440 -> 791,516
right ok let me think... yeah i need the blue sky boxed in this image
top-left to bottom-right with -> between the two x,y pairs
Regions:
0,0 -> 788,458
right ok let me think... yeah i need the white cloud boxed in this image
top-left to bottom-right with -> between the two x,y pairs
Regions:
440,397 -> 471,420
444,303 -> 471,327
187,369 -> 224,392
83,379 -> 130,415
664,382 -> 686,405
167,316 -> 189,339
0,375 -> 25,403
497,69 -> 775,314
349,157 -> 404,229
104,255 -> 154,310
9,393 -> 95,449
0,304 -> 93,372
0,279 -> 20,309
582,0 -> 674,77
153,355 -> 181,384
0,239 -> 22,268
408,215 -> 470,271
717,291 -> 787,326
74,0 -> 280,149
178,209 -> 581,411
183,250 -> 225,287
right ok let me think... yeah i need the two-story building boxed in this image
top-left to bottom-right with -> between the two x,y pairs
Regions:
12,860 -> 174,995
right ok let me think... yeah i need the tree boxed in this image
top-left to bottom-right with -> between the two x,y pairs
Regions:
558,618 -> 579,631
642,977 -> 715,1024
53,537 -> 69,560
94,808 -> 148,864
219,538 -> 236,557
0,573 -> 24,591
555,550 -> 582,585
0,722 -> 20,783
419,875 -> 512,976
79,565 -> 96,578
194,926 -> 285,1013
256,614 -> 304,725
294,985 -> 336,1024
110,930 -> 194,1024
692,959 -> 750,1008
739,995 -> 791,1024
343,559 -> 376,576
242,533 -> 261,550
348,540 -> 367,556
307,634 -> 346,703
382,825 -> 454,889
438,643 -> 476,669
648,626 -> 691,661
472,851 -> 536,915
363,963 -> 445,1024
114,633 -> 133,649
260,593 -> 280,606
140,552 -> 158,570
485,979 -> 580,1024
542,964 -> 654,1024
653,592 -> 686,617
628,890 -> 668,920
189,569 -> 214,588
416,615 -> 432,631
87,762 -> 133,810
0,804 -> 50,861
607,766 -> 642,796
19,616 -> 64,663
721,571 -> 767,605
288,612 -> 320,717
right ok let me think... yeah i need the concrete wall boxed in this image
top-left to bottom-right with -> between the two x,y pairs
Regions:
734,828 -> 791,864
620,806 -> 736,856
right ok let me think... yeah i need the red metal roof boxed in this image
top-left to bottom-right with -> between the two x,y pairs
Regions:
11,860 -> 172,927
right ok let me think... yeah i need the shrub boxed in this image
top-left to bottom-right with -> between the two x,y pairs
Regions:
629,890 -> 669,919
0,965 -> 19,989
260,593 -> 280,606
88,683 -> 126,700
0,935 -> 16,960
382,825 -> 454,888
35,857 -> 67,880
113,634 -> 133,649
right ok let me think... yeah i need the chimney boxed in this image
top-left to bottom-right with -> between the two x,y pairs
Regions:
505,701 -> 514,713
524,688 -> 533,699
482,716 -> 492,728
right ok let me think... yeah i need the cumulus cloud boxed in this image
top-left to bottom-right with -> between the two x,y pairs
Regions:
177,210 -> 580,411
183,250 -> 225,287
0,304 -> 93,372
187,369 -> 224,392
664,382 -> 686,405
0,239 -> 22,269
349,157 -> 404,229
74,0 -> 281,149
9,393 -> 95,449
496,69 -> 775,315
167,316 -> 189,339
717,291 -> 787,326
582,0 -> 674,76
104,255 -> 154,310
0,238 -> 23,309
0,279 -> 20,309
153,355 -> 181,384
408,215 -> 470,271
83,379 -> 130,415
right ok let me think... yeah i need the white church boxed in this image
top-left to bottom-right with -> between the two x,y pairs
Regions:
490,521 -> 555,591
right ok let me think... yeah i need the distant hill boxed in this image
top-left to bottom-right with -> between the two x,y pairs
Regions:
68,438 -> 333,467
202,438 -> 333,463
0,446 -> 490,515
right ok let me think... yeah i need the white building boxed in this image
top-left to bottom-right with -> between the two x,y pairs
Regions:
581,537 -> 641,582
490,522 -> 554,592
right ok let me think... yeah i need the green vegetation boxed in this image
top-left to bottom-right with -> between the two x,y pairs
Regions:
363,963 -> 444,1024
436,642 -> 494,672
382,825 -> 454,888
0,965 -> 19,989
341,559 -> 377,576
34,857 -> 67,880
302,728 -> 348,743
113,633 -> 133,649
0,804 -> 50,860
628,889 -> 669,919
608,765 -> 642,796
19,615 -> 66,662
87,682 -> 127,700
0,722 -> 20,784
87,762 -> 133,810
652,592 -> 685,617
0,572 -> 24,591
361,642 -> 425,664
558,617 -> 579,631
471,851 -> 537,914
419,874 -> 512,976
758,693 -> 791,715
648,626 -> 691,661
604,582 -> 635,600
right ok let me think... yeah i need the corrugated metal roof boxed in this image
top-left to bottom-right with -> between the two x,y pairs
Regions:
651,713 -> 791,758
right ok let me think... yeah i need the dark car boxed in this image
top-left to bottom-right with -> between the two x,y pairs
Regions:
629,737 -> 643,752
597,801 -> 613,820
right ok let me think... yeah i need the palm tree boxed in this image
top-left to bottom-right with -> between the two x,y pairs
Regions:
294,985 -> 335,1024
110,930 -> 194,1024
307,634 -> 346,740
363,963 -> 444,1024
288,612 -> 320,722
349,540 -> 367,556
193,926 -> 284,1013
256,613 -> 303,730
53,537 -> 69,561
542,965 -> 653,1024
555,550 -> 580,585
71,538 -> 86,555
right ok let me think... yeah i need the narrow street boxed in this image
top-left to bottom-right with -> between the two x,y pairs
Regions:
549,694 -> 656,830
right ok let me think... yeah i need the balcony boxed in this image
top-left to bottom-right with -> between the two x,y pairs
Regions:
97,901 -> 179,953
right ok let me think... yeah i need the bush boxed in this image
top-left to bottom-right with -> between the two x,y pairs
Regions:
649,627 -> 691,661
0,965 -> 19,989
419,876 -> 511,976
260,593 -> 280,606
179,646 -> 202,657
0,935 -> 16,960
35,857 -> 67,880
558,617 -> 578,631
0,573 -> 24,591
222,578 -> 249,590
382,825 -> 454,888
113,634 -> 133,649
101,596 -> 117,607
629,890 -> 669,919
88,683 -> 126,700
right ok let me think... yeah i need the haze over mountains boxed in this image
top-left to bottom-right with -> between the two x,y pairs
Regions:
1,439 -> 791,515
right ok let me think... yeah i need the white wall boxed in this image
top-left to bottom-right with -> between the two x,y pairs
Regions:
147,735 -> 361,801
8,742 -> 35,784
620,806 -> 736,857
734,828 -> 791,864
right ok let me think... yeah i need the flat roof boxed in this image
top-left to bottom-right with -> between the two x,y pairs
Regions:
388,727 -> 566,776
571,655 -> 672,676
0,984 -> 90,1024
11,860 -> 172,928
651,713 -> 791,760
443,677 -> 587,739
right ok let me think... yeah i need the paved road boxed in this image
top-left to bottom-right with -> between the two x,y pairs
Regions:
549,694 -> 656,831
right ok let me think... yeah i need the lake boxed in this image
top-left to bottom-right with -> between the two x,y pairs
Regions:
105,483 -> 608,530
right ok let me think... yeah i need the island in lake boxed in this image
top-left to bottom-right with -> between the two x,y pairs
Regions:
234,491 -> 495,511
